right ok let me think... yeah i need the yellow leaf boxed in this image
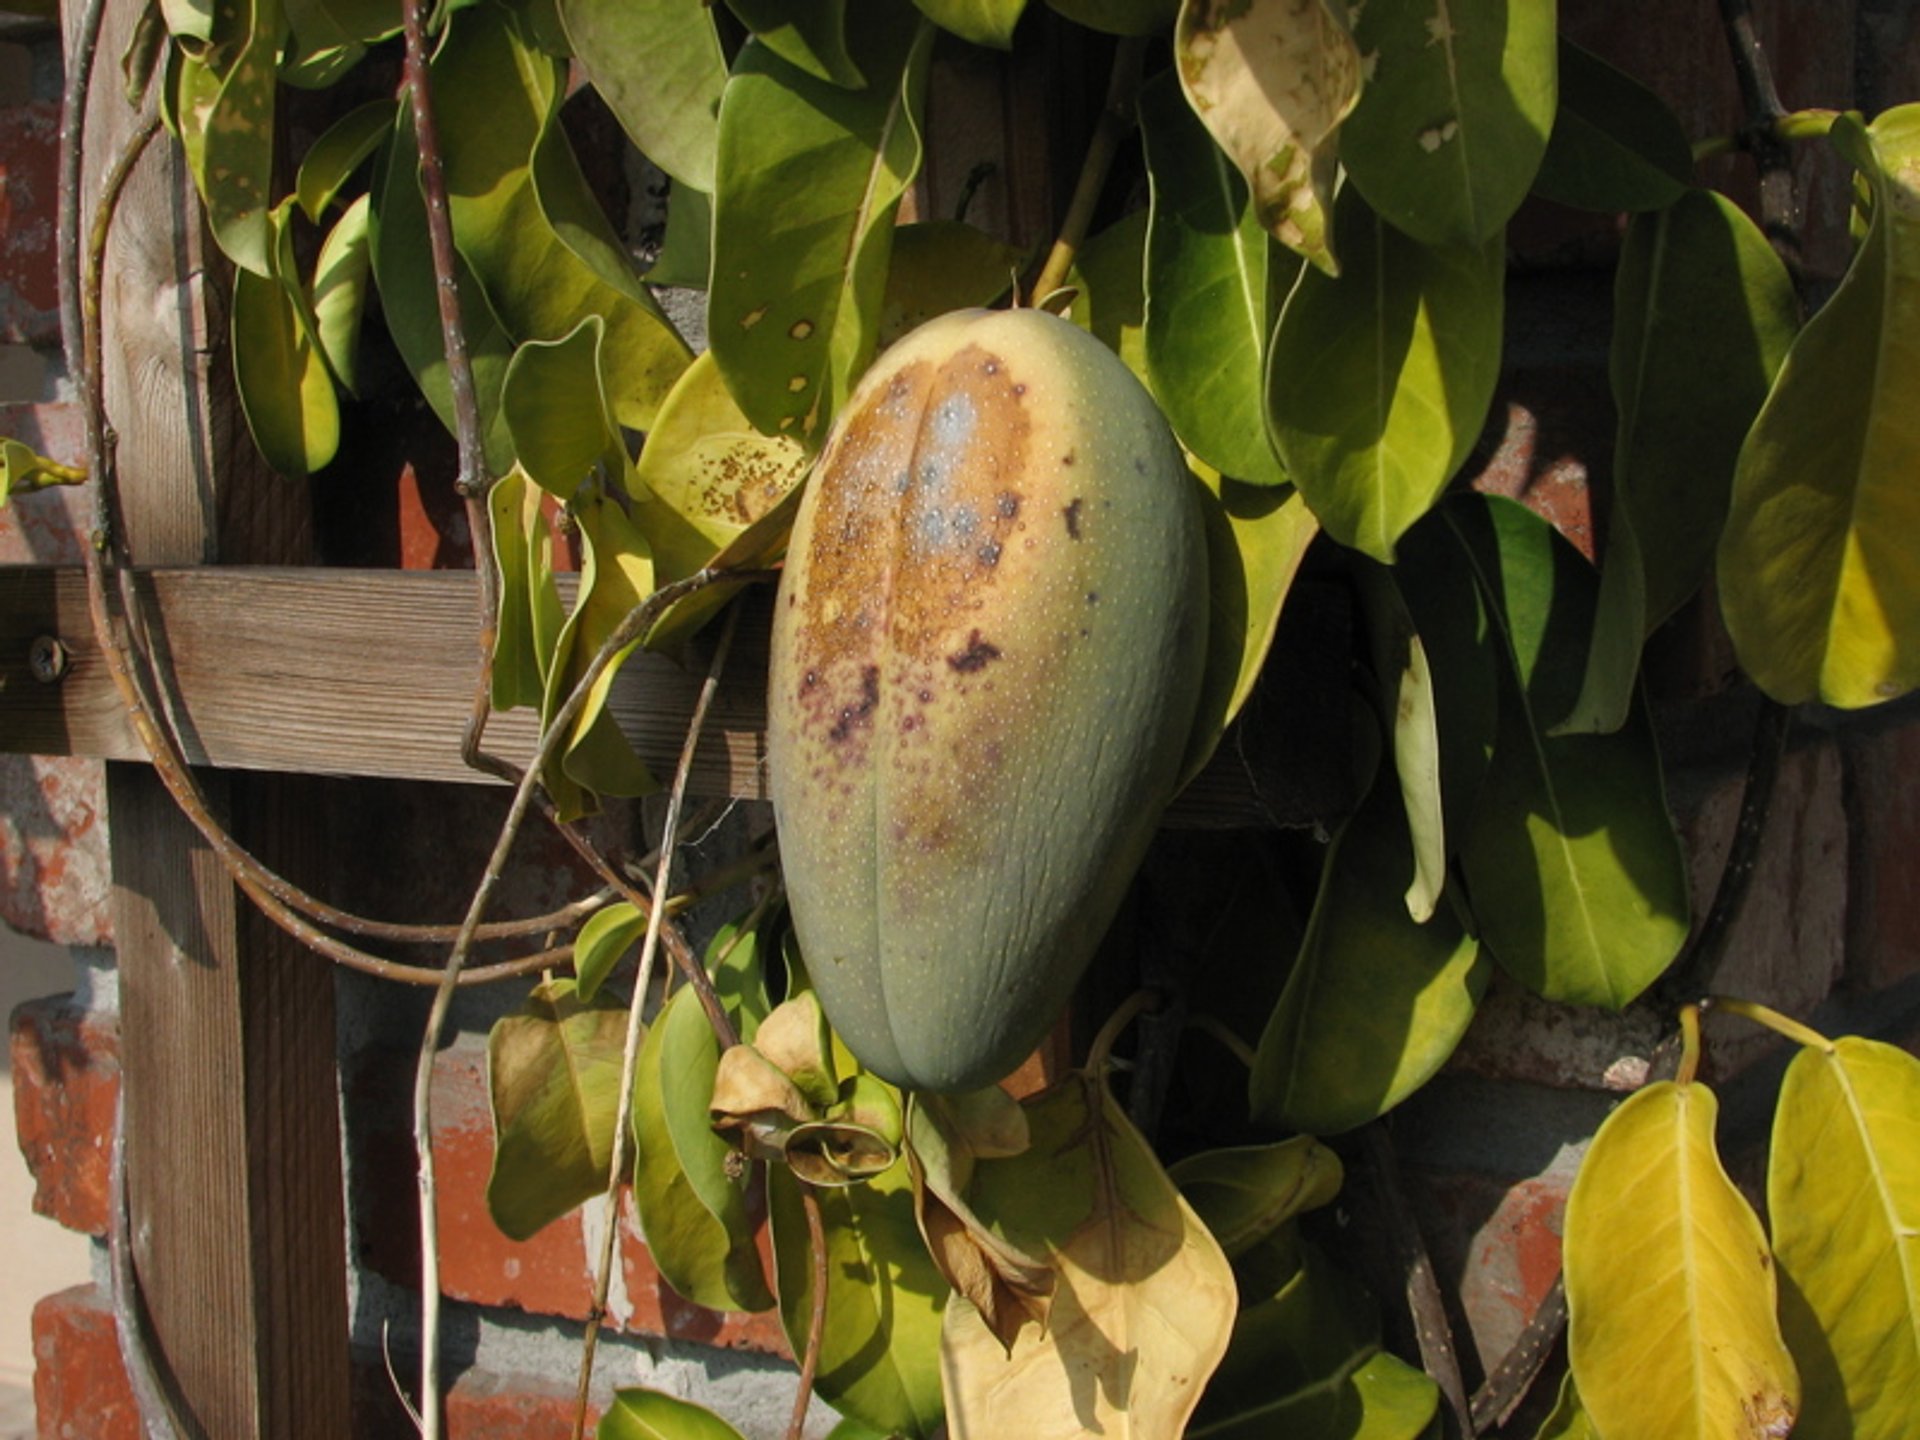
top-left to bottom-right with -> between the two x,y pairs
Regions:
1564,1079 -> 1798,1440
1770,1035 -> 1920,1440
939,1071 -> 1236,1439
1174,0 -> 1362,275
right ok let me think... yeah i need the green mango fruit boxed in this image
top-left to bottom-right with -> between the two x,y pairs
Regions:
767,307 -> 1208,1091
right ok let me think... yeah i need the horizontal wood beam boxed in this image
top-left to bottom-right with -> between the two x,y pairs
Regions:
0,564 -> 1297,825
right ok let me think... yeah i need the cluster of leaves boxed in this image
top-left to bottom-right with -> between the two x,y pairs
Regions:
81,0 -> 1920,1435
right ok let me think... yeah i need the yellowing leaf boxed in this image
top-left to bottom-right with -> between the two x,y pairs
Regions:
0,439 -> 84,503
1174,0 -> 1362,275
940,1070 -> 1236,1440
1718,104 -> 1920,708
598,1387 -> 747,1440
1564,1079 -> 1799,1440
1769,1035 -> 1920,1440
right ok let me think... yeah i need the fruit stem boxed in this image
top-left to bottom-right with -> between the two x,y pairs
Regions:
1029,35 -> 1148,301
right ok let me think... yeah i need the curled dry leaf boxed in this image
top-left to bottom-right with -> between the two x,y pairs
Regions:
709,1043 -> 816,1164
752,992 -> 839,1110
1175,0 -> 1363,275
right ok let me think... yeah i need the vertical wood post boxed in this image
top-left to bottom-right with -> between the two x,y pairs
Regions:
70,0 -> 354,1431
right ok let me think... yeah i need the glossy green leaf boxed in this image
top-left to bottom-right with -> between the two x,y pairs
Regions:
1770,1035 -> 1920,1440
877,221 -> 1025,350
369,110 -> 518,474
1567,190 -> 1797,734
1190,1240 -> 1438,1439
1250,765 -> 1487,1135
1533,1373 -> 1600,1440
1565,1078 -> 1800,1439
282,0 -> 366,89
1445,496 -> 1690,1008
172,3 -> 278,276
501,319 -> 626,504
1341,0 -> 1556,247
0,439 -> 84,502
710,7 -> 933,443
941,1070 -> 1236,1439
232,201 -> 340,477
1175,0 -> 1361,275
295,97 -> 393,221
1066,207 -> 1149,379
1718,105 -> 1920,708
726,0 -> 863,89
160,0 -> 215,45
1169,1137 -> 1342,1260
1531,40 -> 1692,214
485,977 -> 629,1241
1267,187 -> 1504,562
769,1150 -> 947,1437
646,182 -> 712,290
1141,70 -> 1292,488
311,193 -> 371,394
598,1387 -> 746,1440
1356,561 -> 1446,919
313,0 -> 400,42
631,985 -> 775,1313
1180,469 -> 1319,786
432,4 -> 690,432
1046,0 -> 1176,35
487,466 -> 560,712
562,0 -> 725,191
911,0 -> 1025,47
571,901 -> 643,1002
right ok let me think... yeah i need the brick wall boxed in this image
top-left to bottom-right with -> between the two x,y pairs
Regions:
8,5 -> 1920,1438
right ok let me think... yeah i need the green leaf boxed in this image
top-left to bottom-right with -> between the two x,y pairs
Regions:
311,193 -> 372,395
487,466 -> 561,712
1174,0 -> 1362,275
1718,104 -> 1920,708
431,3 -> 691,432
1533,1373 -> 1600,1440
1565,1078 -> 1800,1439
562,0 -> 726,191
1190,1240 -> 1439,1439
1437,497 -> 1688,1007
232,200 -> 341,477
0,439 -> 84,503
501,319 -> 627,504
1356,561 -> 1447,919
878,221 -> 1025,350
485,977 -> 629,1241
598,1387 -> 747,1440
910,0 -> 1025,48
172,1 -> 279,276
1179,469 -> 1319,786
1141,70 -> 1292,488
1341,0 -> 1556,247
631,986 -> 776,1313
294,97 -> 394,222
1046,0 -> 1176,35
1531,40 -> 1693,214
726,0 -> 863,89
160,0 -> 215,45
769,1150 -> 947,1437
1267,188 -> 1504,563
941,1070 -> 1237,1439
1066,207 -> 1149,378
571,901 -> 644,1002
1566,190 -> 1797,734
1168,1137 -> 1343,1260
282,0 -> 366,89
646,182 -> 713,290
1770,1035 -> 1920,1440
369,109 -> 519,475
709,6 -> 933,442
1249,763 -> 1488,1135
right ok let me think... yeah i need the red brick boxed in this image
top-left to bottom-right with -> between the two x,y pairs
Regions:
10,994 -> 116,1236
31,1283 -> 140,1440
445,1368 -> 602,1440
0,98 -> 59,343
0,754 -> 112,948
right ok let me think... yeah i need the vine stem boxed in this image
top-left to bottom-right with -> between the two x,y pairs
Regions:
1029,35 -> 1146,301
1704,995 -> 1833,1053
571,604 -> 744,1440
1691,107 -> 1841,160
1677,1004 -> 1704,1087
1085,988 -> 1160,1076
787,1185 -> 830,1440
412,565 -> 762,1435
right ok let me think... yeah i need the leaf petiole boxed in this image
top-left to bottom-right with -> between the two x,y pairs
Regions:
1691,107 -> 1843,160
1705,994 -> 1835,1053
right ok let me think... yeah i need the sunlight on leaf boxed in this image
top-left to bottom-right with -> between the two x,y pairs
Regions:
1770,1034 -> 1920,1440
232,199 -> 341,477
726,0 -> 864,88
598,1387 -> 747,1440
910,0 -> 1026,49
311,193 -> 371,395
0,439 -> 84,504
1718,104 -> 1920,708
941,1069 -> 1236,1440
487,467 -> 560,711
1533,1372 -> 1601,1440
485,978 -> 628,1242
294,97 -> 394,222
572,901 -> 644,1003
1565,1077 -> 1799,1440
878,221 -> 1026,350
1356,561 -> 1446,919
172,14 -> 278,277
1175,0 -> 1362,275
562,0 -> 726,192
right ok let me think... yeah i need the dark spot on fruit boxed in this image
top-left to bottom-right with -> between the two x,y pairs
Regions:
1012,383 -> 1027,396
947,630 -> 1002,673
982,358 -> 1000,375
901,714 -> 921,733
979,540 -> 1002,567
917,688 -> 933,704
996,491 -> 1021,519
827,665 -> 881,744
1133,457 -> 1148,475
803,669 -> 819,688
1064,498 -> 1084,539
1062,450 -> 1076,466
1086,591 -> 1099,604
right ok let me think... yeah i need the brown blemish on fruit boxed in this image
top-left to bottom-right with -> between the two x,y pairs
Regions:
827,665 -> 881,745
946,630 -> 1002,673
1062,450 -> 1076,466
1064,498 -> 1084,539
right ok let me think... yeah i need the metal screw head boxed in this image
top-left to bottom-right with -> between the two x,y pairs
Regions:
28,634 -> 68,684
